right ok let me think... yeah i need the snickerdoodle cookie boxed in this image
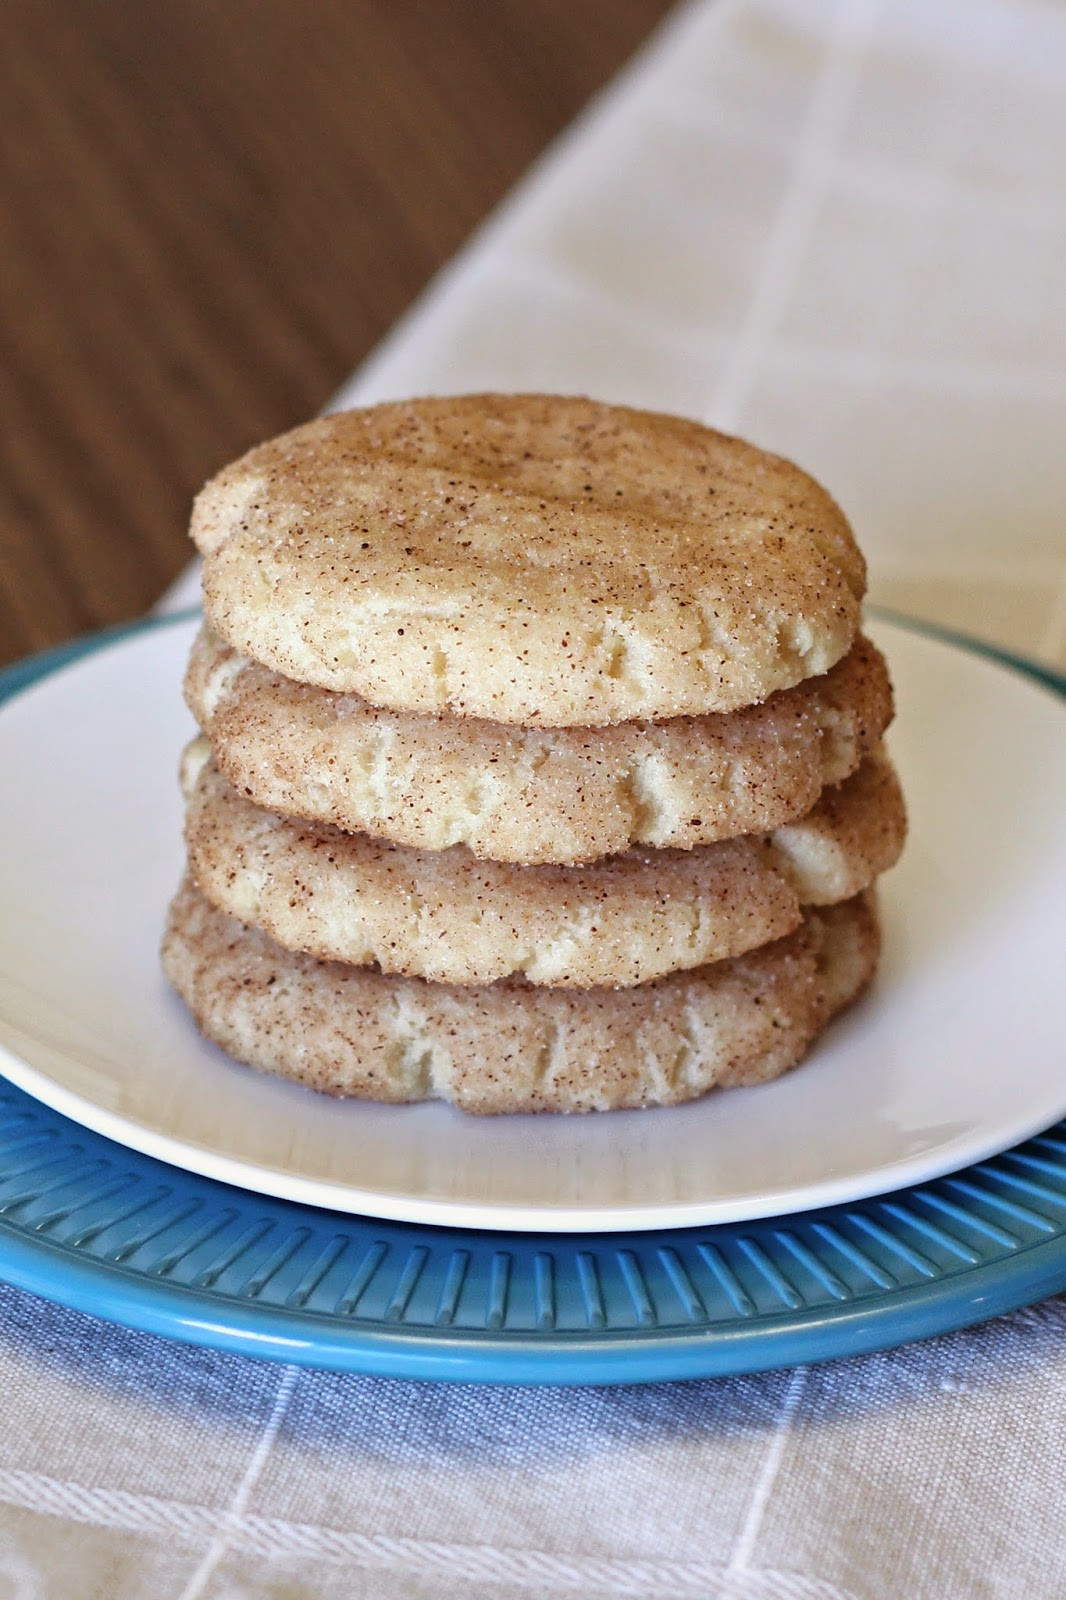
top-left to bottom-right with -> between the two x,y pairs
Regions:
185,626 -> 893,864
162,878 -> 880,1114
181,739 -> 903,988
191,395 -> 865,726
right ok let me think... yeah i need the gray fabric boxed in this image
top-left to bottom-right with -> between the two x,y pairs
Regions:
3,1285 -> 1066,1599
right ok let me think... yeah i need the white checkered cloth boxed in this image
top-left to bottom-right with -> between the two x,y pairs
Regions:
9,2 -> 1066,1596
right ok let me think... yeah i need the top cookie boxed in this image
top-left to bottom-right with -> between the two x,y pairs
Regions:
192,394 -> 866,726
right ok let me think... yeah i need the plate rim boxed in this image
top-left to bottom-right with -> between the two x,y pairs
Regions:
2,1075 -> 1066,1383
2,1190 -> 1065,1384
0,611 -> 1064,1235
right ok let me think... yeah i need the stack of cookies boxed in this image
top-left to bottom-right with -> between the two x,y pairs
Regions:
163,395 -> 905,1114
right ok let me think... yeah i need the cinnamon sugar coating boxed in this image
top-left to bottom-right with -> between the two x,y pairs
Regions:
186,627 -> 893,864
192,395 -> 865,726
181,740 -> 903,989
162,880 -> 880,1114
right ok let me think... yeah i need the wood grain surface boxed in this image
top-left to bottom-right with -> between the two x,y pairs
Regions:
0,0 -> 674,665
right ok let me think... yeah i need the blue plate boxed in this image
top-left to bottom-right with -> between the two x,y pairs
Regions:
0,621 -> 1064,1384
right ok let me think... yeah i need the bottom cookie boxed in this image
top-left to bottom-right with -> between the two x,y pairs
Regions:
162,879 -> 880,1115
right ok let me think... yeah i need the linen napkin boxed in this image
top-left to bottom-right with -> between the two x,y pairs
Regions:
10,2 -> 1066,1598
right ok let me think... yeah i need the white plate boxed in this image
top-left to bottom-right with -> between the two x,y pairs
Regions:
0,615 -> 1064,1233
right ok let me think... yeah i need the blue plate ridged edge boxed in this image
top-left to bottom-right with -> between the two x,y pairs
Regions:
0,611 -> 1063,1385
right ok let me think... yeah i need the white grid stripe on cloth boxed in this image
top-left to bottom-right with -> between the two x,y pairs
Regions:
703,0 -> 882,432
9,0 -> 1066,1596
174,1365 -> 299,1600
0,1453 -> 864,1599
724,1366 -> 810,1587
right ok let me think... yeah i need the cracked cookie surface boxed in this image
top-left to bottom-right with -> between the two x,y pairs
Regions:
182,739 -> 903,988
192,394 -> 865,725
186,627 -> 893,864
162,881 -> 880,1114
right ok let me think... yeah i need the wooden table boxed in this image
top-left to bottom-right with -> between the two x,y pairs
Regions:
0,0 -> 674,665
